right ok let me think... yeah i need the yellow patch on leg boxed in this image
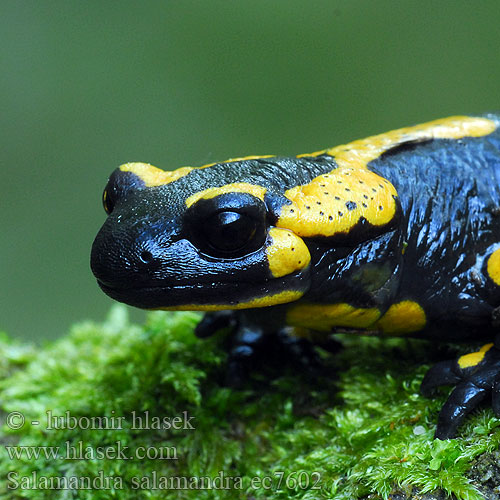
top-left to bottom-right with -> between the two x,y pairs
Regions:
286,302 -> 381,331
458,343 -> 494,369
376,300 -> 427,335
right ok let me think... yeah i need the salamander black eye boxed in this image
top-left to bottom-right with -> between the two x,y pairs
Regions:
102,189 -> 114,215
204,211 -> 257,253
184,192 -> 268,258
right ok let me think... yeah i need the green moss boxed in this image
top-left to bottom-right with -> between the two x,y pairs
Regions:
1,307 -> 499,499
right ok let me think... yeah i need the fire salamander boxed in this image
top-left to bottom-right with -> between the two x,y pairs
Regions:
91,114 -> 500,439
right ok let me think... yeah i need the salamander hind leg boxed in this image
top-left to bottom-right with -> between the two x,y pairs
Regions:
421,340 -> 500,439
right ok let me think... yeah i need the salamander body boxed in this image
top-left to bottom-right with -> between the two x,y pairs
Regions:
91,114 -> 500,438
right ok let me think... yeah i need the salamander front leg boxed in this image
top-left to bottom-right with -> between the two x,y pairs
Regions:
195,311 -> 329,386
195,311 -> 238,338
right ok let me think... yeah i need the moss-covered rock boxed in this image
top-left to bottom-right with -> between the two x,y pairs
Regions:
1,307 -> 499,499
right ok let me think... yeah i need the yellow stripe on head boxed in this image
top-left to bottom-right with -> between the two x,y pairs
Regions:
185,183 -> 267,208
120,163 -> 193,187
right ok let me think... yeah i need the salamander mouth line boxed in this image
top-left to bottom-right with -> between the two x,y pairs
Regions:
97,277 -> 292,294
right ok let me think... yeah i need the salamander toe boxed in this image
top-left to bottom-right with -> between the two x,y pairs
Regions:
421,342 -> 500,439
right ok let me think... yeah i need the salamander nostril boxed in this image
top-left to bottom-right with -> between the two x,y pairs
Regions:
140,250 -> 153,264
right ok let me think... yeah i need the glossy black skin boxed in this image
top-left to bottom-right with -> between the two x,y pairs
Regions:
368,133 -> 500,341
92,115 -> 500,438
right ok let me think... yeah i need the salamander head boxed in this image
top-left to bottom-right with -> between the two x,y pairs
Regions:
90,162 -> 312,310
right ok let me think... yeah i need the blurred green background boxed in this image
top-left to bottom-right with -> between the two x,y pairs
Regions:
2,1 -> 500,340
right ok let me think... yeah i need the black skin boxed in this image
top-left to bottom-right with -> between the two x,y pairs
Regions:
91,114 -> 500,439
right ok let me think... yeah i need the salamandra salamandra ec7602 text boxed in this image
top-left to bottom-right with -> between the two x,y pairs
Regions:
91,114 -> 500,439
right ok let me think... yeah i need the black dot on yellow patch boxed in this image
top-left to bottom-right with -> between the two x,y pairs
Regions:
278,166 -> 399,238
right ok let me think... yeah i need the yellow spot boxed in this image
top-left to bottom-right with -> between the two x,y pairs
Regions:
120,163 -> 193,187
283,116 -> 496,239
279,167 -> 398,238
375,300 -> 426,335
120,155 -> 275,187
303,116 -> 497,168
266,228 -> 310,278
157,290 -> 303,311
286,302 -> 381,331
458,343 -> 494,369
487,248 -> 500,286
185,183 -> 267,208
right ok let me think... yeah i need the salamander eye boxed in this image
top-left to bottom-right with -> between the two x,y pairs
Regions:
102,189 -> 114,215
204,211 -> 258,253
184,192 -> 268,258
